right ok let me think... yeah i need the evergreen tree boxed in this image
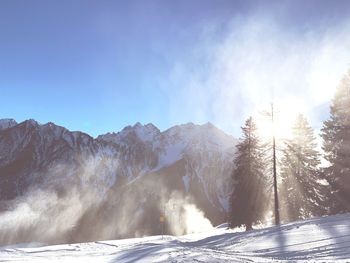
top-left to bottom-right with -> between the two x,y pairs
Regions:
280,114 -> 328,222
321,70 -> 350,214
229,117 -> 268,231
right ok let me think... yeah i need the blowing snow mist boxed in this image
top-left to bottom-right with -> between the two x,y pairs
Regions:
0,156 -> 216,246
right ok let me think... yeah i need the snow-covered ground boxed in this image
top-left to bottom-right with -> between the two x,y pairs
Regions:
1,213 -> 349,262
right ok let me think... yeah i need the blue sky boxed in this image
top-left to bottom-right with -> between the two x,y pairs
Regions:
1,0 -> 350,137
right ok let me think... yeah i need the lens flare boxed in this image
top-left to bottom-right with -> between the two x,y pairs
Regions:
254,98 -> 308,142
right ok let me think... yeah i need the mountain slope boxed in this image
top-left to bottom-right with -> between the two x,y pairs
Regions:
0,119 -> 237,245
1,213 -> 349,262
0,119 -> 114,200
97,122 -> 236,224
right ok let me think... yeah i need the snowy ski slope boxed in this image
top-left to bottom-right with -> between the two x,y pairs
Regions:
1,213 -> 349,262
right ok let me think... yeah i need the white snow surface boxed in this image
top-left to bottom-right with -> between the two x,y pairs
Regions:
1,213 -> 350,262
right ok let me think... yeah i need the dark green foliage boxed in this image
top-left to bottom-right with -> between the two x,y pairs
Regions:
321,70 -> 350,214
280,114 -> 329,222
229,117 -> 268,231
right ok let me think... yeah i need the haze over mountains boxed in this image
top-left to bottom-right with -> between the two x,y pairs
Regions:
0,118 -> 237,245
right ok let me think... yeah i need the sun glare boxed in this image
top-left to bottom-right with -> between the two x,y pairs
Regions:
254,99 -> 307,142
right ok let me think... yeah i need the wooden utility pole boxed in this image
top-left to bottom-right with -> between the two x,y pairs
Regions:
160,203 -> 165,239
271,103 -> 280,225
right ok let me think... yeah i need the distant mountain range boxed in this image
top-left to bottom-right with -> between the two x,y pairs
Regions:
0,118 -> 237,245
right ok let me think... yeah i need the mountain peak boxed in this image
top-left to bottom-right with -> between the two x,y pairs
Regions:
0,118 -> 17,130
133,122 -> 142,128
123,122 -> 160,142
25,119 -> 39,125
203,121 -> 214,128
98,122 -> 161,144
130,122 -> 159,131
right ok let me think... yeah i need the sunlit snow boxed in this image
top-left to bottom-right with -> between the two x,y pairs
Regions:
1,213 -> 349,262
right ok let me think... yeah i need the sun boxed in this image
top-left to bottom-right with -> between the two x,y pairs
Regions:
254,99 -> 307,142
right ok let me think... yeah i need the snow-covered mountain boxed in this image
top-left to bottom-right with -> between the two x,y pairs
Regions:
0,119 -> 237,245
0,118 -> 17,130
97,122 -> 236,216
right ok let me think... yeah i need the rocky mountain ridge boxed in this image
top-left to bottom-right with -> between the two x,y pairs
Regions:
0,118 -> 237,245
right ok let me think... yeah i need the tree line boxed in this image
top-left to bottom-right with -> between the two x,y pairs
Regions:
229,70 -> 350,231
